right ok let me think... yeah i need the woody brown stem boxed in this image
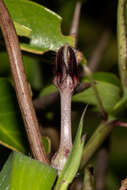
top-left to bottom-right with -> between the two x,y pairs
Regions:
0,0 -> 49,164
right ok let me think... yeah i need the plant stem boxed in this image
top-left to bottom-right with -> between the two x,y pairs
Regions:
110,120 -> 127,127
60,90 -> 72,149
117,0 -> 127,93
70,0 -> 82,47
80,121 -> 114,169
0,0 -> 49,164
51,87 -> 73,173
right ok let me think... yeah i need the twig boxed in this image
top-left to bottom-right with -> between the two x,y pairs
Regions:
95,139 -> 109,190
89,29 -> 110,72
70,0 -> 82,47
0,0 -> 49,164
117,0 -> 127,93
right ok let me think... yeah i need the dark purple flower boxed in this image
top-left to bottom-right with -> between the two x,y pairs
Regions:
54,44 -> 78,91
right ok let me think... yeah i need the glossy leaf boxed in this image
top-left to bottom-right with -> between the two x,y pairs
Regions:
0,78 -> 50,154
0,78 -> 26,152
5,0 -> 75,54
0,152 -> 57,190
14,21 -> 32,37
55,108 -> 87,190
73,73 -> 121,113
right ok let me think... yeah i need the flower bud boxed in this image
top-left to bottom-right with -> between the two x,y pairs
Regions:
54,44 -> 78,92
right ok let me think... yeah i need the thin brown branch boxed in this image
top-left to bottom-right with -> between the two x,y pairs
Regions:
70,1 -> 82,47
0,0 -> 49,164
89,29 -> 110,72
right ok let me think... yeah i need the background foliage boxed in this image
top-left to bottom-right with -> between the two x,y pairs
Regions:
0,0 -> 126,189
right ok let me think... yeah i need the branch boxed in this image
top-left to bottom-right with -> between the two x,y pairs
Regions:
89,29 -> 110,72
0,0 -> 49,164
70,0 -> 82,47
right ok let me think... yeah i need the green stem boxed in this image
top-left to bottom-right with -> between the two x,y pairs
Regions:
117,0 -> 127,93
80,121 -> 114,169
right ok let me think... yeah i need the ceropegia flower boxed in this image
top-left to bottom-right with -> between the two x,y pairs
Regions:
51,44 -> 79,174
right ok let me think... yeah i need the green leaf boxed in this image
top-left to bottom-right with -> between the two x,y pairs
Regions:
40,84 -> 57,97
42,136 -> 51,155
0,78 -> 26,152
90,72 -> 120,87
73,73 -> 121,113
55,108 -> 87,190
0,152 -> 57,190
14,21 -> 32,37
0,78 -> 50,154
5,0 -> 75,54
23,55 -> 43,90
